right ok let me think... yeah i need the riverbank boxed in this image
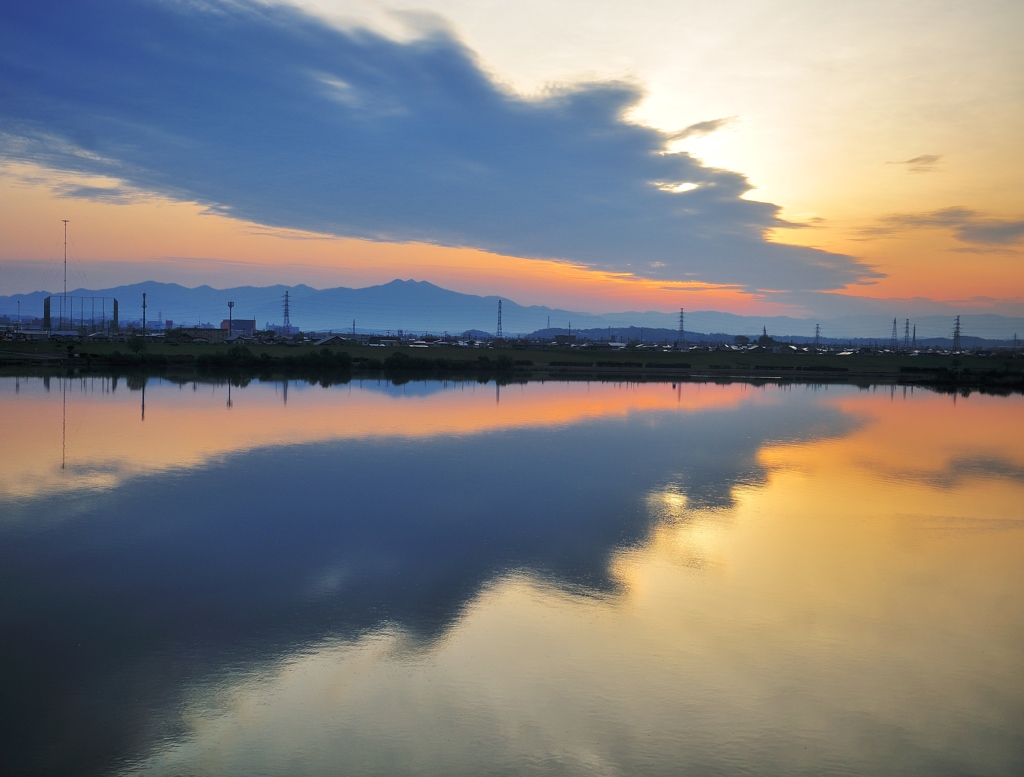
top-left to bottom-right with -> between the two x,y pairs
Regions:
1,340 -> 1022,392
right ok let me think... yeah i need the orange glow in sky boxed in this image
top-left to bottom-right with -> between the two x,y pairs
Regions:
0,162 -> 784,315
2,0 -> 1022,318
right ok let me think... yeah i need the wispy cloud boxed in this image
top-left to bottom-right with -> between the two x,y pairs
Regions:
866,207 -> 1024,245
665,117 -> 736,142
0,0 -> 875,292
888,154 -> 942,173
53,183 -> 139,204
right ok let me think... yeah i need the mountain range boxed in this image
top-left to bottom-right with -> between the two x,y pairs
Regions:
1,279 -> 1021,342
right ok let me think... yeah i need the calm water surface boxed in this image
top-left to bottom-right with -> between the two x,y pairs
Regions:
1,377 -> 1022,776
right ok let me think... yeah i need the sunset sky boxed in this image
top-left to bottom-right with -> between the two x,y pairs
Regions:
1,0 -> 1022,318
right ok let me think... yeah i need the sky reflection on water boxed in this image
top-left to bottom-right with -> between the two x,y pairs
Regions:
1,378 -> 1022,776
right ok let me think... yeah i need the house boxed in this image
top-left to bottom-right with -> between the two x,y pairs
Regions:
313,335 -> 350,347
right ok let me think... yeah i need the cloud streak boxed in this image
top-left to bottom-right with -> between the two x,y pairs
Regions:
889,154 -> 942,173
867,207 -> 1024,245
665,117 -> 736,141
0,0 -> 874,291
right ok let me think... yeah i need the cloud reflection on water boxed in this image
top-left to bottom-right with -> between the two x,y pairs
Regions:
1,381 -> 1022,775
131,390 -> 1024,777
0,377 -> 758,501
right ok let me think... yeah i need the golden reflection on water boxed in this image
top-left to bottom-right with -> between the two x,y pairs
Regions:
125,388 -> 1024,776
0,377 -> 761,499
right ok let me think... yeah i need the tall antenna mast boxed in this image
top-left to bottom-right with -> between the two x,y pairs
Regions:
62,219 -> 69,330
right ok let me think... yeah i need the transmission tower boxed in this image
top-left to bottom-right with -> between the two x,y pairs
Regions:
952,315 -> 962,353
814,323 -> 821,348
678,307 -> 685,348
282,291 -> 291,332
142,292 -> 147,335
904,319 -> 910,350
891,318 -> 898,351
912,325 -> 916,349
496,299 -> 502,338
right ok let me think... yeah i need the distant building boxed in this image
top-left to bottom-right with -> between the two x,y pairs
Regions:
554,334 -> 577,345
167,327 -> 230,343
220,318 -> 257,333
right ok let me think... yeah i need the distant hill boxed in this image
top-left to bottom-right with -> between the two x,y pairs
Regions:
1,279 -> 1022,342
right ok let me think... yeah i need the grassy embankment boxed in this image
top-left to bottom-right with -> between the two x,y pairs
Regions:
1,339 -> 1021,391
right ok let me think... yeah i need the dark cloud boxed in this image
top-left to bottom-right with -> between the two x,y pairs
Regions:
889,154 -> 942,173
0,0 -> 873,291
867,207 -> 1024,245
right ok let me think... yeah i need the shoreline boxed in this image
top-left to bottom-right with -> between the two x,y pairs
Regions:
2,341 -> 1022,394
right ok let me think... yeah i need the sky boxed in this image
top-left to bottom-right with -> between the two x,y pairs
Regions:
1,0 -> 1022,318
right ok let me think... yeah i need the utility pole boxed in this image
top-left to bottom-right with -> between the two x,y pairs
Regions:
228,301 -> 234,336
62,219 -> 69,330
